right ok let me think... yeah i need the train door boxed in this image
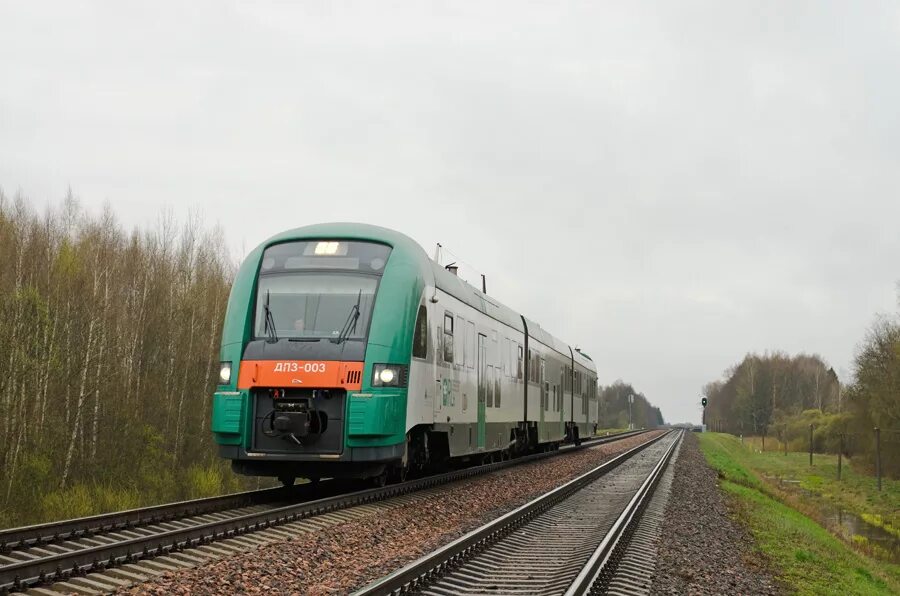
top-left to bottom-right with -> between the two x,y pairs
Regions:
435,311 -> 453,420
538,357 -> 545,440
409,303 -> 433,429
560,370 -> 566,427
477,333 -> 487,450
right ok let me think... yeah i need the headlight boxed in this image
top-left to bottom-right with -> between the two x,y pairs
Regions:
219,361 -> 232,385
372,364 -> 407,387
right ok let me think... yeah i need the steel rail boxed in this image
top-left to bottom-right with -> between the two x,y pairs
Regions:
564,430 -> 682,595
352,430 -> 674,596
0,429 -> 644,553
0,484 -> 322,553
0,429 -> 650,593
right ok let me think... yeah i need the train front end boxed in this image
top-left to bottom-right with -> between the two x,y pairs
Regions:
211,224 -> 424,483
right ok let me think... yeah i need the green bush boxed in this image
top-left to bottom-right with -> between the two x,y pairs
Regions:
185,463 -> 228,499
777,410 -> 852,454
39,484 -> 142,521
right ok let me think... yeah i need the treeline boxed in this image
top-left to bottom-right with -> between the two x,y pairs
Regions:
703,352 -> 841,434
0,191 -> 242,527
703,293 -> 900,476
598,381 -> 665,429
0,190 -> 668,527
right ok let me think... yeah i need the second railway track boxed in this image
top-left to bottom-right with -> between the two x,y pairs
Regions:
355,429 -> 682,596
0,430 -> 649,594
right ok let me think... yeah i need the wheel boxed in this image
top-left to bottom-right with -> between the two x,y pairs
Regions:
279,475 -> 295,488
394,463 -> 409,483
370,469 -> 389,488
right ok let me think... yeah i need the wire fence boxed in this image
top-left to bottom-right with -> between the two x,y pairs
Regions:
735,425 -> 899,491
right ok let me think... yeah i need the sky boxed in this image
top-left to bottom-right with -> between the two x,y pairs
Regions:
2,2 -> 898,423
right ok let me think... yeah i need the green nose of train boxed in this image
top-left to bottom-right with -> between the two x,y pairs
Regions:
211,223 -> 598,485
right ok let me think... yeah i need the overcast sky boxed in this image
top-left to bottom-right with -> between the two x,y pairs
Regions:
2,2 -> 898,423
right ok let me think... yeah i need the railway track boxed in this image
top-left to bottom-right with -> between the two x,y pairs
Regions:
354,429 -> 682,596
0,430 -> 649,594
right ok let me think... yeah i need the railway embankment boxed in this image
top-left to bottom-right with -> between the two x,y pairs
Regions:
681,432 -> 900,595
120,431 -> 663,595
650,432 -> 781,595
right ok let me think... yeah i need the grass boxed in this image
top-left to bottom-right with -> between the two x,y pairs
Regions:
699,433 -> 900,595
704,433 -> 900,530
594,427 -> 629,436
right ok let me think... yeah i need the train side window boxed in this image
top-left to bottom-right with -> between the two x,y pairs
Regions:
466,321 -> 475,369
412,305 -> 428,359
501,338 -> 508,376
517,345 -> 523,380
494,367 -> 501,407
456,316 -> 464,366
443,312 -> 454,363
491,332 -> 498,368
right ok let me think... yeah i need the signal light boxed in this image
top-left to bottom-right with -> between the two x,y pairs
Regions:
701,397 -> 708,407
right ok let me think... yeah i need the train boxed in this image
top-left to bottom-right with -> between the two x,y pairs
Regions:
211,223 -> 599,485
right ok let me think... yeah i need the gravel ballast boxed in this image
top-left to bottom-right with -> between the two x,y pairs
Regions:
650,432 -> 781,595
120,432 -> 664,595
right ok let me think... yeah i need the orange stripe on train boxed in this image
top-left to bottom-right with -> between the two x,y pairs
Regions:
236,360 -> 363,391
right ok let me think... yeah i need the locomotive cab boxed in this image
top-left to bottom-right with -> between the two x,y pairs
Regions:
212,231 -> 422,481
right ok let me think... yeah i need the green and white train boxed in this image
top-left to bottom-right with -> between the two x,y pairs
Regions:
211,223 -> 598,484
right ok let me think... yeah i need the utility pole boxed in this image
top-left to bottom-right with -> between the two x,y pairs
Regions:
875,427 -> 882,492
809,424 -> 814,466
838,433 -> 843,481
628,394 -> 634,431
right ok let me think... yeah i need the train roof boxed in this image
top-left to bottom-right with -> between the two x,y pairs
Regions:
254,223 -> 594,372
431,261 -> 524,332
573,348 -> 596,372
522,316 -> 571,360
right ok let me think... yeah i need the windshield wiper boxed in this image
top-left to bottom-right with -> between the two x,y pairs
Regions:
333,289 -> 362,345
263,289 -> 278,343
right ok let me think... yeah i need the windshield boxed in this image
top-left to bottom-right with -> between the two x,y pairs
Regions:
255,273 -> 378,340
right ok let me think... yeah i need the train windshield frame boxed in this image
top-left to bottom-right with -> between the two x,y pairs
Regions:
253,240 -> 392,342
254,272 -> 380,341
